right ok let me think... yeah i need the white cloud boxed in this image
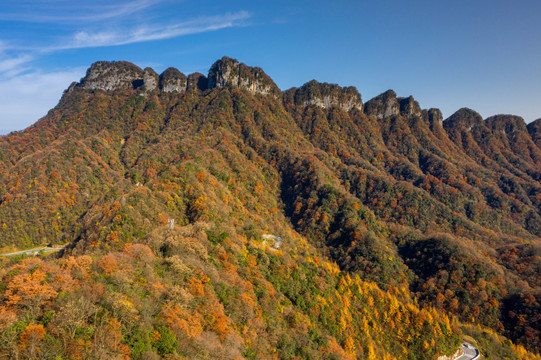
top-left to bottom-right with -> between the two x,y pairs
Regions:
1,11 -> 251,53
71,0 -> 163,22
48,11 -> 251,50
0,55 -> 34,77
0,0 -> 164,24
0,68 -> 86,134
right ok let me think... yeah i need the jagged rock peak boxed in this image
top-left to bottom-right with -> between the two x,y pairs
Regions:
143,67 -> 159,92
527,118 -> 541,147
159,67 -> 187,92
443,108 -> 484,132
207,56 -> 280,96
79,61 -> 144,91
364,90 -> 400,119
428,108 -> 443,126
398,96 -> 422,117
78,61 -> 193,93
485,114 -> 527,134
285,80 -> 363,112
186,73 -> 208,92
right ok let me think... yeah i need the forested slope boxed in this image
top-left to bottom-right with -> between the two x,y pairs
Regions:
0,57 -> 540,359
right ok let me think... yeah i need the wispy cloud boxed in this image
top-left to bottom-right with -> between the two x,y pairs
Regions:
0,54 -> 33,76
46,11 -> 251,50
5,11 -> 251,53
0,0 -> 164,24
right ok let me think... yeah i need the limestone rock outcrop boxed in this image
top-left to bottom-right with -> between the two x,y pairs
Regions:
485,114 -> 527,134
159,67 -> 187,92
364,90 -> 400,119
143,68 -> 159,92
186,73 -> 208,91
427,108 -> 443,126
207,57 -> 280,96
79,61 -> 144,91
284,80 -> 363,111
426,108 -> 446,136
398,96 -> 422,117
527,118 -> 541,148
78,61 -> 199,93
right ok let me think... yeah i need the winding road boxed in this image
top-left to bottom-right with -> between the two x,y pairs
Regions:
457,342 -> 480,360
0,247 -> 64,257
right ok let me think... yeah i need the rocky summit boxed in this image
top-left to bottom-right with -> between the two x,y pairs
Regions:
73,57 -> 282,97
0,57 -> 540,360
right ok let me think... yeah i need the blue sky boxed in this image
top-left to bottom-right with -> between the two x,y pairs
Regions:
1,0 -> 541,134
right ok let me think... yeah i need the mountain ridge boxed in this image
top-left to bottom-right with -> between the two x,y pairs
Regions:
1,57 -> 540,359
63,57 -> 540,131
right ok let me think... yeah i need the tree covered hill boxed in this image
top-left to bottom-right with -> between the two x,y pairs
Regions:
0,57 -> 540,359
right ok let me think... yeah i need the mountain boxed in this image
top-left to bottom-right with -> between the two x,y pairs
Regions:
0,57 -> 540,359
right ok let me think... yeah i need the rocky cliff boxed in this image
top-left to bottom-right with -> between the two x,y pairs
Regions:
207,56 -> 280,96
75,57 -> 281,96
284,80 -> 363,111
364,89 -> 400,119
159,67 -> 187,92
79,61 -> 145,91
528,118 -> 541,148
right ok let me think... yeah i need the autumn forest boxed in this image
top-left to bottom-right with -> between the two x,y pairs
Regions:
0,57 -> 540,359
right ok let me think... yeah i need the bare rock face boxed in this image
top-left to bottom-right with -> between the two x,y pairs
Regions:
159,67 -> 187,92
284,80 -> 363,111
427,108 -> 444,132
485,114 -> 527,134
207,57 -> 238,88
79,61 -> 144,91
186,73 -> 208,91
527,118 -> 541,148
207,57 -> 280,96
143,67 -> 159,92
398,96 -> 422,117
428,108 -> 443,125
76,57 -> 281,96
64,81 -> 78,94
364,90 -> 400,119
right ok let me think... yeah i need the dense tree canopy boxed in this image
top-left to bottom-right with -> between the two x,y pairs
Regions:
0,58 -> 540,358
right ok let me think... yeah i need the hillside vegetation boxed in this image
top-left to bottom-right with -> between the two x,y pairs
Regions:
0,57 -> 540,359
